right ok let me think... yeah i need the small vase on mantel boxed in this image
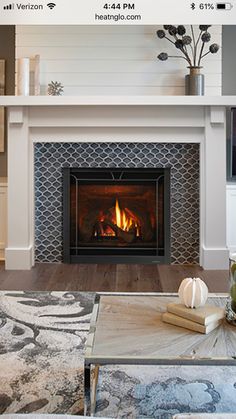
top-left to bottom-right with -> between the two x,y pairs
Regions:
185,66 -> 205,96
17,58 -> 30,96
226,253 -> 236,325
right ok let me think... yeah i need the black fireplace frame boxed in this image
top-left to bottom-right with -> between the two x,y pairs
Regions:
63,168 -> 171,264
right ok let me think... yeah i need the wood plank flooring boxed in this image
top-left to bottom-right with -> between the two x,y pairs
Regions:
0,262 -> 229,293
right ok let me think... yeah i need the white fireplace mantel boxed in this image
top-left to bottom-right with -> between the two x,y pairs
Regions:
5,100 -> 232,270
1,95 -> 236,107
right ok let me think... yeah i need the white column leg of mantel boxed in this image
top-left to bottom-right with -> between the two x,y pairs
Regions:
200,107 -> 229,270
5,107 -> 34,270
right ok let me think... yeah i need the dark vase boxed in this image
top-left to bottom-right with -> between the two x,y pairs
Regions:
185,66 -> 205,96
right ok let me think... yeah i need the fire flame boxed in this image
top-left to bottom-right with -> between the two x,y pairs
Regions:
114,199 -> 134,232
95,198 -> 140,237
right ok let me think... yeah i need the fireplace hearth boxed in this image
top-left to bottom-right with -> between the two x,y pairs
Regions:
63,168 -> 170,264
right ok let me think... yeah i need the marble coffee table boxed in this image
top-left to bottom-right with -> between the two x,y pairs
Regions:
84,293 -> 236,416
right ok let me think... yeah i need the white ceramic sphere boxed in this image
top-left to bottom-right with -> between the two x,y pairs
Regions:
178,277 -> 208,308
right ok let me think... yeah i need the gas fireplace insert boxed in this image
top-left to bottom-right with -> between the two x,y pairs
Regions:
63,168 -> 170,264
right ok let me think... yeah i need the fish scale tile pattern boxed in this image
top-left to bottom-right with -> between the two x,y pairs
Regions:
34,142 -> 200,264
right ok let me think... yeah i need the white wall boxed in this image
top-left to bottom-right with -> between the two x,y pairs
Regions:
15,25 -> 222,96
222,26 -> 236,95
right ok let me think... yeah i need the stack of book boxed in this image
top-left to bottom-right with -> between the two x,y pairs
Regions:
162,303 -> 225,334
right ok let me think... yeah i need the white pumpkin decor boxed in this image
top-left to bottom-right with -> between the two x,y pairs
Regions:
178,277 -> 208,309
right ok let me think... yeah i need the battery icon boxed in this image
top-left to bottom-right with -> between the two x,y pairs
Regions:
216,2 -> 233,9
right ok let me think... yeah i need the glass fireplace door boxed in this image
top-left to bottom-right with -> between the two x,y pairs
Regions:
63,169 -> 170,263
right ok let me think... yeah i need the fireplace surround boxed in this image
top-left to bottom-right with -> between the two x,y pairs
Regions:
34,142 -> 199,265
4,100 -> 229,270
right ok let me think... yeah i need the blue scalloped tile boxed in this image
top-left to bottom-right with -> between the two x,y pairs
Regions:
34,142 -> 199,264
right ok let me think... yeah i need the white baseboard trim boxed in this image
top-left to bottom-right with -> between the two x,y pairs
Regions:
4,246 -> 229,270
5,246 -> 33,270
201,246 -> 229,270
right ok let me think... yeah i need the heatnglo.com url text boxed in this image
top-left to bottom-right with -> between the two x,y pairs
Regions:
95,13 -> 142,22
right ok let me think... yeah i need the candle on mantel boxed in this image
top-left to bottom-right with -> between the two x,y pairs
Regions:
34,55 -> 40,96
17,58 -> 30,96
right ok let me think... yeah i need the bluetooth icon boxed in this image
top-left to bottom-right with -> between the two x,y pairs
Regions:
191,2 -> 196,9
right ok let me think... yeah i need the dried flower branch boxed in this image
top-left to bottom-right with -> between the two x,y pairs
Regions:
157,25 -> 220,68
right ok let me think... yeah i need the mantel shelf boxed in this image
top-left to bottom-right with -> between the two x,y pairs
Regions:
1,95 -> 236,107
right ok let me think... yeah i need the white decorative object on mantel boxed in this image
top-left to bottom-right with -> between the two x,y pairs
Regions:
178,277 -> 208,308
17,58 -> 30,96
47,81 -> 64,96
34,54 -> 40,96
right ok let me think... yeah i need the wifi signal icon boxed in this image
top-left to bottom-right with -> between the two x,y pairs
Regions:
47,2 -> 56,9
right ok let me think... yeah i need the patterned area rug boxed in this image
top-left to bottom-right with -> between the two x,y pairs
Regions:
0,291 -> 94,415
96,365 -> 236,418
1,291 -> 236,419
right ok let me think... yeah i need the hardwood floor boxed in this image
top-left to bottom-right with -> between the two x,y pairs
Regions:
0,262 -> 229,293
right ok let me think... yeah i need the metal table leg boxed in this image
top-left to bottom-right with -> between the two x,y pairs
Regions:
84,361 -> 91,416
91,364 -> 100,416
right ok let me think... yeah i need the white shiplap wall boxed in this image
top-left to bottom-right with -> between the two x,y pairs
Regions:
16,25 -> 222,96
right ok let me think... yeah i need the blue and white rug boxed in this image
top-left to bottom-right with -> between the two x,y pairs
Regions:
1,291 -> 236,418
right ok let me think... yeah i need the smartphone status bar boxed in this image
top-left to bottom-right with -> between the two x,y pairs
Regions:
0,0 -> 235,24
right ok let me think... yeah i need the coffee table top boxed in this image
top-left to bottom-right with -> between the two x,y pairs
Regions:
85,293 -> 236,366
